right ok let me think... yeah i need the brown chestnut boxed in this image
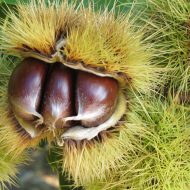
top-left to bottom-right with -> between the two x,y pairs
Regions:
8,58 -> 48,137
8,58 -> 120,139
41,63 -> 75,128
75,71 -> 119,127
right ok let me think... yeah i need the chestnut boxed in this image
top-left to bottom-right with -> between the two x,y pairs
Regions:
41,63 -> 75,128
8,58 -> 48,137
75,71 -> 119,127
8,58 -> 120,139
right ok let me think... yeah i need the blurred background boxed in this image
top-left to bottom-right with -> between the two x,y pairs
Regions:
11,148 -> 59,190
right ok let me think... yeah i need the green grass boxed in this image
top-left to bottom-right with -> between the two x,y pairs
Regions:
142,0 -> 190,95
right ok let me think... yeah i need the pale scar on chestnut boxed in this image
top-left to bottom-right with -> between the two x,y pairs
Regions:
8,58 -> 126,141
